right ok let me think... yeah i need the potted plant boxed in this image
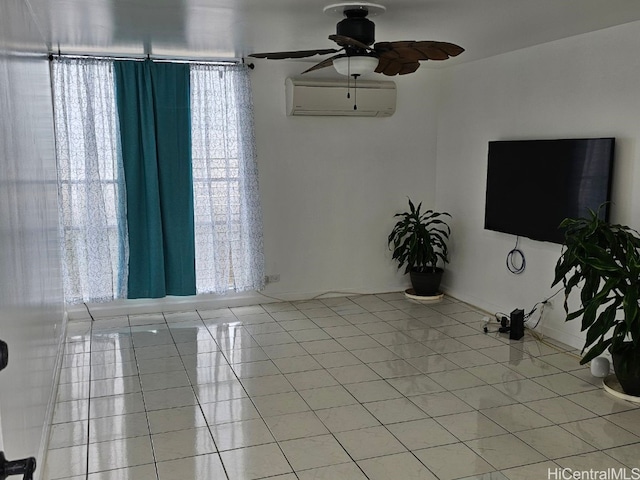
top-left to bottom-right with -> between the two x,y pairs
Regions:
552,206 -> 640,396
388,199 -> 451,296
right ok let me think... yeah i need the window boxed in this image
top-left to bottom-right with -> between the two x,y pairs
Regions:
52,58 -> 128,303
190,64 -> 264,294
52,58 -> 263,303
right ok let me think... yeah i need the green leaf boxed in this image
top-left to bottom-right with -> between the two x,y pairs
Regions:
584,302 -> 617,348
581,338 -> 612,364
552,202 -> 640,365
623,286 -> 639,329
566,309 -> 585,321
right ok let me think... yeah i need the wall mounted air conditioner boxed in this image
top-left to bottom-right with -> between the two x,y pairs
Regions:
285,77 -> 396,117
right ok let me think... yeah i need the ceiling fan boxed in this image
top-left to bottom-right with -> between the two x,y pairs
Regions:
248,2 -> 464,78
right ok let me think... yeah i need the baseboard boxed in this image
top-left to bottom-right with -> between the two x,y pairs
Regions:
259,286 -> 406,303
68,291 -> 279,319
537,322 -> 585,352
37,309 -> 68,480
67,287 -> 410,319
441,284 -> 588,351
438,284 -> 504,317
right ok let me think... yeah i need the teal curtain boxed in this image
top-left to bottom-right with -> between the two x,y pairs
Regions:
114,60 -> 196,298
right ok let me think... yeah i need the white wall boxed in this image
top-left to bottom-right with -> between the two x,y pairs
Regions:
0,0 -> 64,471
435,21 -> 640,348
251,61 -> 442,299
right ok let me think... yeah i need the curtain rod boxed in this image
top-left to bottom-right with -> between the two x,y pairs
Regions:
48,51 -> 253,68
0,51 -> 49,60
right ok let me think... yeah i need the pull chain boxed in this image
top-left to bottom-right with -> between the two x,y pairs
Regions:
346,57 -> 351,99
352,74 -> 359,110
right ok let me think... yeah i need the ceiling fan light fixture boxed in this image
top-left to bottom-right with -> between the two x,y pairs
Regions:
333,55 -> 378,76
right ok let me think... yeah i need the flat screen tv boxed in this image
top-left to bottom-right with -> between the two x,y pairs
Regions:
484,138 -> 615,244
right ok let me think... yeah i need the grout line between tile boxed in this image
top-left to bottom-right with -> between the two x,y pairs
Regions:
49,294 -> 640,480
130,313 -> 160,480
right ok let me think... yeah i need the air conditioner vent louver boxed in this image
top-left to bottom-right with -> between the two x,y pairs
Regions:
285,78 -> 396,117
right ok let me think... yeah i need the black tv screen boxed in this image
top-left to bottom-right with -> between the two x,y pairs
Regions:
484,138 -> 615,244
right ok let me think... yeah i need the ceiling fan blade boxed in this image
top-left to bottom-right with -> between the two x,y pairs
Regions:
329,34 -> 372,51
412,41 -> 465,60
249,48 -> 340,60
374,41 -> 465,61
301,54 -> 343,74
429,42 -> 465,57
397,62 -> 421,75
376,58 -> 415,76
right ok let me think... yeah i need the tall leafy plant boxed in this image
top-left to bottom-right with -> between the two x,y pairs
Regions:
552,207 -> 640,370
388,199 -> 451,274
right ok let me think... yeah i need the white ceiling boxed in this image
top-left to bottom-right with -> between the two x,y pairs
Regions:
24,0 -> 640,69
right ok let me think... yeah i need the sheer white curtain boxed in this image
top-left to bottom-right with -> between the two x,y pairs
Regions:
190,64 -> 264,294
52,58 -> 128,303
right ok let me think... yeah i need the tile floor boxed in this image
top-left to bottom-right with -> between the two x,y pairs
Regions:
44,293 -> 640,480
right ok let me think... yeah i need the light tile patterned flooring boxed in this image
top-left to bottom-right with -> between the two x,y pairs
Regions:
45,293 -> 640,480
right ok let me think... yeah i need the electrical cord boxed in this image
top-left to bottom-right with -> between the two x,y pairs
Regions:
483,312 -> 510,333
84,302 -> 95,322
484,287 -> 564,333
482,288 -> 582,360
525,302 -> 546,330
506,236 -> 526,274
523,287 -> 564,329
256,289 -> 388,303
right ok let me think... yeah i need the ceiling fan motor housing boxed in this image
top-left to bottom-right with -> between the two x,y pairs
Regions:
337,9 -> 375,49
